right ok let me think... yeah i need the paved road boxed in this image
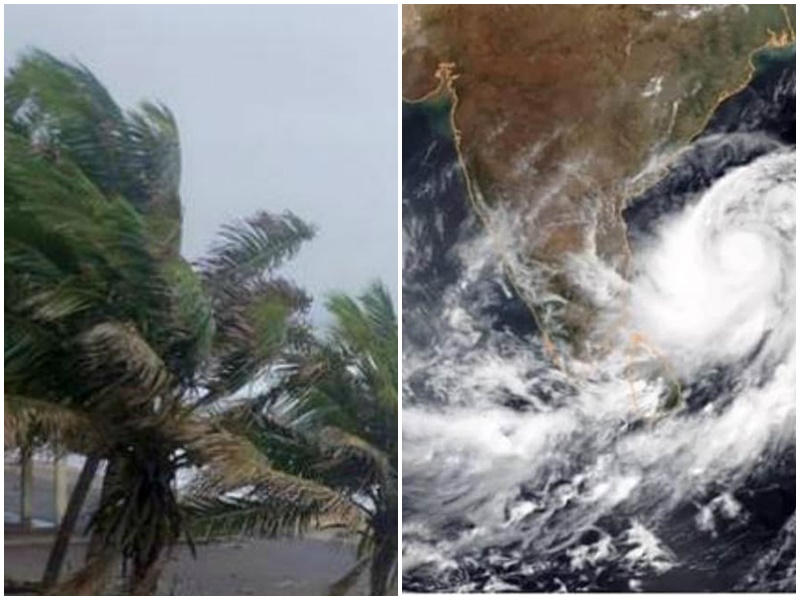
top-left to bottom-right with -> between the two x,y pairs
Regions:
5,535 -> 367,595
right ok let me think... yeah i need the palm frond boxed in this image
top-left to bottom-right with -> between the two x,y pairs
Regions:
176,418 -> 361,545
215,390 -> 329,481
4,395 -> 104,452
128,102 -> 183,252
6,49 -> 183,224
6,126 -> 170,328
127,102 -> 181,204
325,281 -> 398,414
5,49 -> 135,202
327,282 -> 397,352
202,279 -> 311,400
15,280 -> 101,322
160,258 -> 214,386
317,426 -> 393,482
201,211 -> 315,282
183,489 -> 355,540
76,321 -> 172,405
4,313 -> 66,397
181,421 -> 324,497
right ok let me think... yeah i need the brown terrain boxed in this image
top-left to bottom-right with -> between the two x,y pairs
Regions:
403,5 -> 796,345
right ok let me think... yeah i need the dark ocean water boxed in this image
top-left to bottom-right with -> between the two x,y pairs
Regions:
402,46 -> 796,593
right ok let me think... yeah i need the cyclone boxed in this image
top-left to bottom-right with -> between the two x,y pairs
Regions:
630,149 -> 795,381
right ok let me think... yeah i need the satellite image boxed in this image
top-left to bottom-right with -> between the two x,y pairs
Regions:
402,5 -> 796,593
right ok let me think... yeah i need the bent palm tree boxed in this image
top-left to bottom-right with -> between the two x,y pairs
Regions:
313,283 -> 398,595
6,49 -> 206,592
186,282 -> 398,595
7,116 -> 185,592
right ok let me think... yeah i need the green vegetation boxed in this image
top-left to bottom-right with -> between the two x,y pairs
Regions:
185,282 -> 398,594
5,50 -> 396,595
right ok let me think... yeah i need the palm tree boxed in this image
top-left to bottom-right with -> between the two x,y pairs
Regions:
6,88 -> 183,585
186,282 -> 398,595
313,283 -> 398,595
5,50 -> 355,595
6,48 -> 207,593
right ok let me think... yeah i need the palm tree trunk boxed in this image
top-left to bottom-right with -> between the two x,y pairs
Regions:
330,555 -> 370,595
41,454 -> 101,589
53,551 -> 117,595
128,553 -> 166,595
53,446 -> 68,523
369,533 -> 396,596
369,495 -> 398,596
76,457 -> 123,594
47,457 -> 121,594
20,445 -> 34,530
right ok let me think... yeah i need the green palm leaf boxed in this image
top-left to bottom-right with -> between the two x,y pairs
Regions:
202,211 -> 315,282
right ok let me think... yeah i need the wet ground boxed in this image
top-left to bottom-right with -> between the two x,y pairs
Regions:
4,461 -> 369,595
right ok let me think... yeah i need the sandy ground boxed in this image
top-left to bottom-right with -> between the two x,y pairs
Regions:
5,459 -> 372,595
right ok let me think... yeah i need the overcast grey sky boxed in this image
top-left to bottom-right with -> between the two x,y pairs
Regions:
5,5 -> 398,323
